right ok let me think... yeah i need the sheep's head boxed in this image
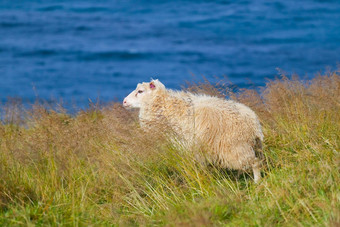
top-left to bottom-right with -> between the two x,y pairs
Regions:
123,79 -> 165,109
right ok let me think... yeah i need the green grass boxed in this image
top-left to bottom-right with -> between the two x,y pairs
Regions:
0,72 -> 339,226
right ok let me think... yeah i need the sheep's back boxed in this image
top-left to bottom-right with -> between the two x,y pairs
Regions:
192,96 -> 262,147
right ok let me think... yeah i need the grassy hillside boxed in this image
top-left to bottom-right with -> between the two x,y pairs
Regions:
0,72 -> 339,226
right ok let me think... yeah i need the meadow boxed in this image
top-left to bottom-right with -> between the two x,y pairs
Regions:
0,72 -> 339,226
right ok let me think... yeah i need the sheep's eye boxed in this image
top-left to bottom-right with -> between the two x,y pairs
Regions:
138,90 -> 144,94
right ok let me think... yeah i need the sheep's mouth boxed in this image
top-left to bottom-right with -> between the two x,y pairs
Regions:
123,103 -> 135,109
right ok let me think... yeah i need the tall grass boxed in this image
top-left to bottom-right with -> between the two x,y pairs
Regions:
0,72 -> 339,226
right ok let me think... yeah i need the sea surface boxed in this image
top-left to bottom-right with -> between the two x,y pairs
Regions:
1,0 -> 340,107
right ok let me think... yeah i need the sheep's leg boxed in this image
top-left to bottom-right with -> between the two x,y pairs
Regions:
253,138 -> 263,183
252,158 -> 261,183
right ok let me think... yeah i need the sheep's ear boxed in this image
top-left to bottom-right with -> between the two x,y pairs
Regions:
149,82 -> 156,90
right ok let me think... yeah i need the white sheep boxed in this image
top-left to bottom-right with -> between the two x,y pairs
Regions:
123,79 -> 264,183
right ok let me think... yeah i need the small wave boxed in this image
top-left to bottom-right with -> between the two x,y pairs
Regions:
253,37 -> 308,44
77,50 -> 152,61
14,49 -> 155,60
78,50 -> 206,61
0,22 -> 30,28
15,49 -> 60,57
75,25 -> 91,31
37,5 -> 64,12
70,6 -> 109,13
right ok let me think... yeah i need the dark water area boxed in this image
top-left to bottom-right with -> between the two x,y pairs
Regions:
1,0 -> 340,108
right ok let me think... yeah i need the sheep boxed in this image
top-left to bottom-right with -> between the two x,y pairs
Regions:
123,79 -> 264,183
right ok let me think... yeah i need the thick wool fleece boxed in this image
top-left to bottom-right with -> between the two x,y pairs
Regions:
138,86 -> 263,171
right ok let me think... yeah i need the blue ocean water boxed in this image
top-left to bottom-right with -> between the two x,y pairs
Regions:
1,0 -> 340,106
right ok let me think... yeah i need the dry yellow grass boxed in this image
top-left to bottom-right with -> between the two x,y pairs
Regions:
0,71 -> 339,226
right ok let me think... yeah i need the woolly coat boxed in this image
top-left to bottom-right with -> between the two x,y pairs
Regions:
138,87 -> 264,170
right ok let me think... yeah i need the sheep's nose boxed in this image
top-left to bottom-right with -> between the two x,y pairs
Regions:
123,99 -> 127,105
